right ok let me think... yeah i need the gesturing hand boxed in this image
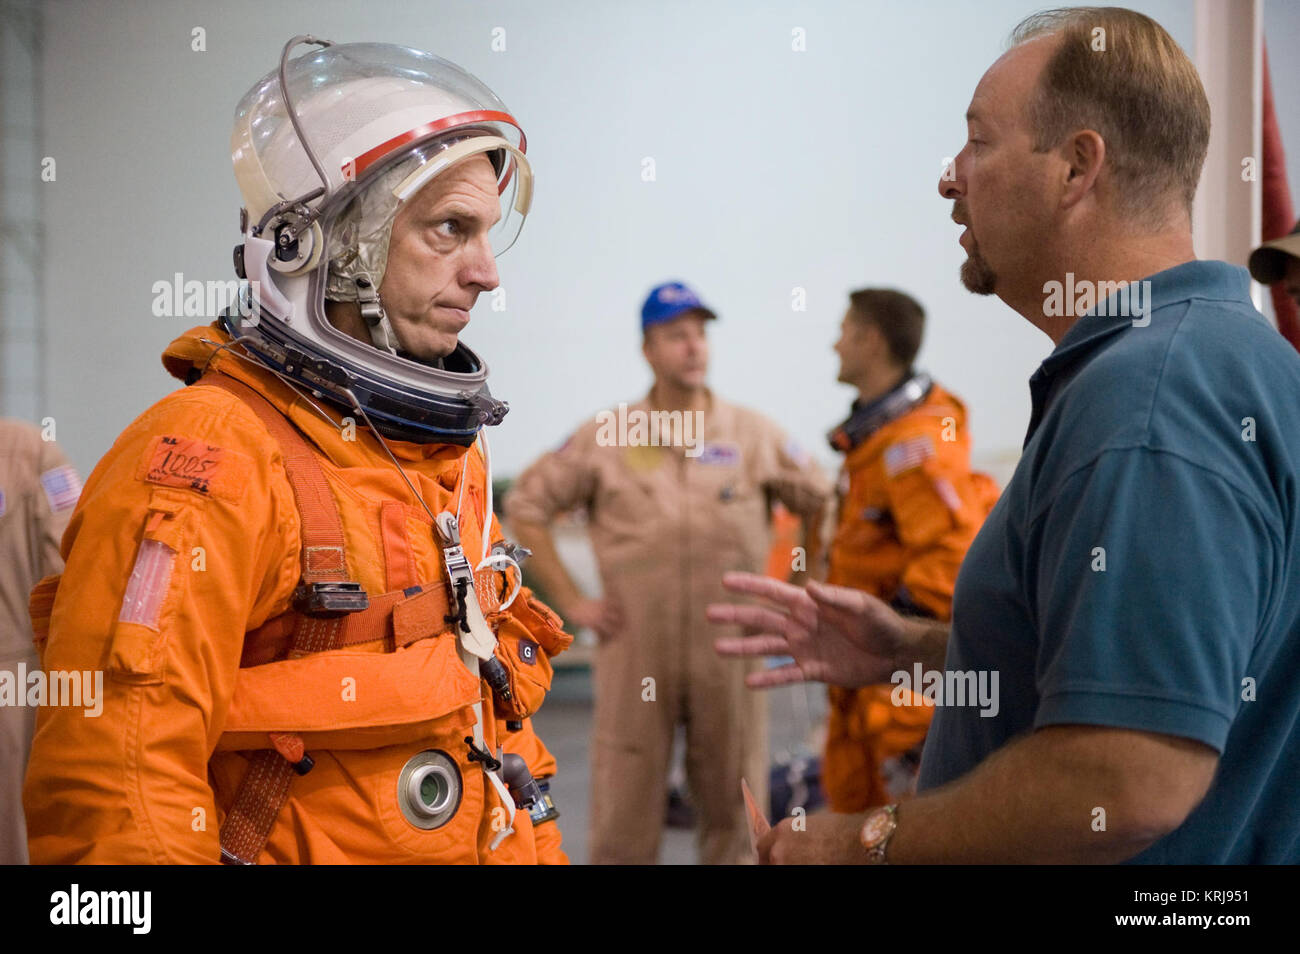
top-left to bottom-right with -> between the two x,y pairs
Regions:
757,811 -> 873,865
565,597 -> 625,642
707,572 -> 910,690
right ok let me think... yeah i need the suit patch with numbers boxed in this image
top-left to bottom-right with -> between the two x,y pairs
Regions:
137,435 -> 252,502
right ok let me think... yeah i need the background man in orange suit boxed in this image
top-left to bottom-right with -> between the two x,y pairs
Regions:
821,288 -> 999,810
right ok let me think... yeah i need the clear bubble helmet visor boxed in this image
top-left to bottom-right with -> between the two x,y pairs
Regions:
227,38 -> 533,446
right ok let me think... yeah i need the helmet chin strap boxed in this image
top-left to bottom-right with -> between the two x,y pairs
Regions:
366,312 -> 401,354
354,273 -> 400,355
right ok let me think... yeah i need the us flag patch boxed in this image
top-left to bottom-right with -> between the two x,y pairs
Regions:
40,465 -> 82,512
884,436 -> 934,477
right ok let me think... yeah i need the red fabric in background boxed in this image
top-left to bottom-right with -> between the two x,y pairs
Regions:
1261,43 -> 1300,351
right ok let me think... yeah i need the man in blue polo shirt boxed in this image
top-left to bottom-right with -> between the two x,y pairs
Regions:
709,6 -> 1300,864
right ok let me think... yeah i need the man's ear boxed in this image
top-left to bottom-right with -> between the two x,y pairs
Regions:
1059,129 -> 1105,211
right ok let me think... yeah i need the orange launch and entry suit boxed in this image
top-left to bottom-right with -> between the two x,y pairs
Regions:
823,378 -> 998,812
24,324 -> 571,864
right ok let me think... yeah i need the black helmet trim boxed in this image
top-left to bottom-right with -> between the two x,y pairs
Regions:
217,309 -> 507,446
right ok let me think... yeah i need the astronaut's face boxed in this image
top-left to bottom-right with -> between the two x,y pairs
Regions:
834,310 -> 871,385
379,155 -> 502,360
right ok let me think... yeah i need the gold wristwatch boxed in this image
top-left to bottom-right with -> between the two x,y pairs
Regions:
860,804 -> 898,864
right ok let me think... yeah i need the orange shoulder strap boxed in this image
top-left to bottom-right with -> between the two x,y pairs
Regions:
194,370 -> 361,863
195,372 -> 351,590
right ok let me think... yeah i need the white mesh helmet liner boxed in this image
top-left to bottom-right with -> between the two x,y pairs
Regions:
322,131 -> 531,302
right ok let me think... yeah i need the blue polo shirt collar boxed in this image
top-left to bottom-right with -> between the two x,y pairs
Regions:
1024,260 -> 1251,445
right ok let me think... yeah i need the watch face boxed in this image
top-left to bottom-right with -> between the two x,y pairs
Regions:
862,810 -> 892,847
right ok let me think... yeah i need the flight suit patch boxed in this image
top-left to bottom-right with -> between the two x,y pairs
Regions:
783,438 -> 811,468
518,638 -> 539,666
40,465 -> 82,512
623,445 -> 664,472
883,436 -> 934,477
137,435 -> 251,502
695,442 -> 740,466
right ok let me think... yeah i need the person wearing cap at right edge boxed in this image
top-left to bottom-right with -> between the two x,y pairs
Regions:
508,282 -> 831,863
1249,217 -> 1300,310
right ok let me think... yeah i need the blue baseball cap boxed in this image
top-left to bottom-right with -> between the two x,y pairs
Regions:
640,281 -> 718,332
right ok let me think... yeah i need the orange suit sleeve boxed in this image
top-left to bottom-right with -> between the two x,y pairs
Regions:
881,422 -> 996,619
23,388 -> 297,864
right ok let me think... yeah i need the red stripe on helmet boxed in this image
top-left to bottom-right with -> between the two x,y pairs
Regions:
349,109 -> 527,191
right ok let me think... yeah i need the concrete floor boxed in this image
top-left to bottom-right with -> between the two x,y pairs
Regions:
532,663 -> 828,865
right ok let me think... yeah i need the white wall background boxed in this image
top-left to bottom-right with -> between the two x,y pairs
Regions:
30,0 -> 1297,484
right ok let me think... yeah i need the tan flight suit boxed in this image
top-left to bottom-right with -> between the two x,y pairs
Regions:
0,420 -> 77,864
507,391 -> 830,864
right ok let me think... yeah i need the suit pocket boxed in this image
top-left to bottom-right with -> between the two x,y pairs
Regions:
109,489 -> 193,683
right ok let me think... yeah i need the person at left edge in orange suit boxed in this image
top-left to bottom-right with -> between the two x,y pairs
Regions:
821,289 -> 999,812
24,36 -> 571,864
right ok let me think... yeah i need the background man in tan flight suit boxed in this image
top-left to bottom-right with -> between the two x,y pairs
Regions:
508,281 -> 830,864
0,419 -> 78,864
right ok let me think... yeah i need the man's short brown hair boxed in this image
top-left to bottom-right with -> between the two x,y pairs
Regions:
847,288 -> 925,369
1011,6 -> 1210,222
